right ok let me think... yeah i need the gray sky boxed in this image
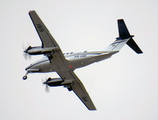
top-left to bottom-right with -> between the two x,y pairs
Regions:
1,0 -> 158,120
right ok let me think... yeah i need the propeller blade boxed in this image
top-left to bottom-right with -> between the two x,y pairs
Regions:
22,42 -> 30,52
42,77 -> 50,93
22,42 -> 32,61
23,53 -> 27,60
23,53 -> 31,60
45,84 -> 49,93
22,42 -> 30,50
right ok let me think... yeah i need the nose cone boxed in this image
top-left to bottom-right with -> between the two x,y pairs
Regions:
43,81 -> 47,84
23,50 -> 27,53
43,78 -> 51,84
25,64 -> 32,70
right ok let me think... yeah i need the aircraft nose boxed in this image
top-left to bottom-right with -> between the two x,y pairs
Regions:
25,64 -> 39,72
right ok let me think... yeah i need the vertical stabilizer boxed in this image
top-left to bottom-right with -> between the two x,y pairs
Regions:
117,19 -> 134,39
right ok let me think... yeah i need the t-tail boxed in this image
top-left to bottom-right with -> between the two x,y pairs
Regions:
106,19 -> 143,54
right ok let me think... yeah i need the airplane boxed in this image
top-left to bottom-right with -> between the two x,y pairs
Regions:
23,10 -> 143,110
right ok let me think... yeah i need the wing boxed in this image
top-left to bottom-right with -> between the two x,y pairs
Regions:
29,10 -> 96,110
57,70 -> 96,110
29,10 -> 66,62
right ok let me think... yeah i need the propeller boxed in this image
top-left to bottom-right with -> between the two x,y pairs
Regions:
22,42 -> 32,60
45,84 -> 49,93
42,78 -> 50,93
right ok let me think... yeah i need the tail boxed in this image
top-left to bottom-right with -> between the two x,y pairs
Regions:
105,19 -> 143,54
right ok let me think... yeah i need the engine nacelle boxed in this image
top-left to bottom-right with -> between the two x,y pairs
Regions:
45,78 -> 75,87
24,46 -> 59,55
46,78 -> 63,87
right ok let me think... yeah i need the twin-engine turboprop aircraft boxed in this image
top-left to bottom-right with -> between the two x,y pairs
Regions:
23,10 -> 143,110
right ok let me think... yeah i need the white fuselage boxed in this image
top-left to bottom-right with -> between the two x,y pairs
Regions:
26,50 -> 118,73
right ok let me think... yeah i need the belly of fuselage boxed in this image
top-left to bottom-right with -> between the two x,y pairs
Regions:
27,52 -> 114,73
67,53 -> 113,69
67,56 -> 99,69
39,61 -> 57,72
32,57 -> 95,72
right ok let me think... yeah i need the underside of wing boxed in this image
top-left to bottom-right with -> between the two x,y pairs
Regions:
28,10 -> 66,63
57,71 -> 96,110
72,78 -> 96,110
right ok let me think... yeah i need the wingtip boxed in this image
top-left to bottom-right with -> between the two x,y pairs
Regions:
89,108 -> 97,111
137,51 -> 143,54
117,19 -> 124,21
87,105 -> 97,111
28,10 -> 35,14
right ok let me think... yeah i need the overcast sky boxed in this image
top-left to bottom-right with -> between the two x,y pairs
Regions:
1,0 -> 158,120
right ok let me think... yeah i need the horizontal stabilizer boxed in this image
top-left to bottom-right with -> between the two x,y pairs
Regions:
127,38 -> 143,54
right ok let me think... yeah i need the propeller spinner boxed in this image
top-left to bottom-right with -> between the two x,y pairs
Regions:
22,42 -> 32,60
43,78 -> 51,93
